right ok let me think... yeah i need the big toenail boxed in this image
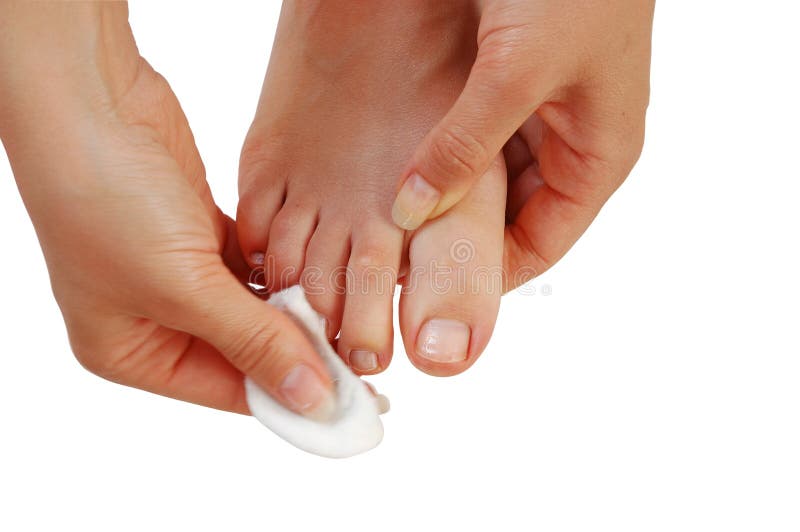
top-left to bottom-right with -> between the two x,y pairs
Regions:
416,319 -> 470,363
391,173 -> 440,230
349,350 -> 379,372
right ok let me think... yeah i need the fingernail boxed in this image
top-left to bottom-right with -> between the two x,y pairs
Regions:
250,252 -> 265,266
416,319 -> 470,363
349,350 -> 379,373
391,173 -> 441,230
279,364 -> 336,421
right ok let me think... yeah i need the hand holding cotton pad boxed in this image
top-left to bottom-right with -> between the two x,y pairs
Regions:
245,286 -> 388,458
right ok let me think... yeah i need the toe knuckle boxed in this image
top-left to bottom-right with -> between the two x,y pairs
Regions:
266,249 -> 301,284
350,245 -> 391,270
236,192 -> 262,224
239,133 -> 287,188
268,212 -> 298,240
349,246 -> 397,295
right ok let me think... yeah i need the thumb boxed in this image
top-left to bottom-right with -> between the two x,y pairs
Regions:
158,263 -> 336,421
391,43 -> 551,230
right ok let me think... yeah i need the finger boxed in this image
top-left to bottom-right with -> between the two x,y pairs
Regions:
503,132 -> 535,182
66,312 -> 251,414
154,262 -> 337,421
506,161 -> 544,222
391,41 -> 552,230
504,76 -> 647,290
145,337 -> 249,414
133,338 -> 251,414
503,131 -> 623,291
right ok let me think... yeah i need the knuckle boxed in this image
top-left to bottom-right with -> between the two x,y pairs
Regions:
268,212 -> 300,241
427,125 -> 488,183
162,262 -> 222,306
71,343 -> 101,374
476,42 -> 530,92
139,261 -> 229,328
63,315 -> 129,383
349,246 -> 397,293
239,133 -> 287,189
349,244 -> 392,271
72,343 -> 123,382
236,192 -> 262,225
268,253 -> 298,279
224,320 -> 285,379
476,31 -> 548,100
348,246 -> 397,296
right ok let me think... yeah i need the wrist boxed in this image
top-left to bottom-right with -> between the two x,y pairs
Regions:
0,2 -> 141,138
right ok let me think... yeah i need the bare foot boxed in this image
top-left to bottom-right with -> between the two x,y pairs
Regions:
237,1 -> 505,376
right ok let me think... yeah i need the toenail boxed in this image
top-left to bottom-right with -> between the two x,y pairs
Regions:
278,364 -> 336,422
349,350 -> 379,372
250,252 -> 265,266
391,173 -> 441,230
417,319 -> 470,363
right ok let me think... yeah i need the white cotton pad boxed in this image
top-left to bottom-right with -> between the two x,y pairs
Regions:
244,286 -> 387,458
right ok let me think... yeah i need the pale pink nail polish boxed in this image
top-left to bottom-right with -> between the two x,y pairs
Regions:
349,350 -> 379,372
279,364 -> 336,421
416,319 -> 470,363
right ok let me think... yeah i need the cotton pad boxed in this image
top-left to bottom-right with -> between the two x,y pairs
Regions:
245,286 -> 387,458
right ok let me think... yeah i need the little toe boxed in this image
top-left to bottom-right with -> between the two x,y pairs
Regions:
236,182 -> 285,269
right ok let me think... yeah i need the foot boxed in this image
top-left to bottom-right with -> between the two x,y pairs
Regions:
237,1 -> 505,376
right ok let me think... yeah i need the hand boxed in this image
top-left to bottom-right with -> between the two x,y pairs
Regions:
391,0 -> 655,287
0,3 -> 334,417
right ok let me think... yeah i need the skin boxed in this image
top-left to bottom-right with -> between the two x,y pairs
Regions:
237,1 -> 506,377
0,0 -> 655,411
392,0 -> 655,289
0,2 -> 336,418
238,0 -> 654,377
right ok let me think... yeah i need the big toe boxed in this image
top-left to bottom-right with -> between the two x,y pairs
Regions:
399,162 -> 506,376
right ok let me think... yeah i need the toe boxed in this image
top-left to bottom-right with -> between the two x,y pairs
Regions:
337,226 -> 403,375
264,199 -> 318,290
236,182 -> 285,269
301,221 -> 351,339
399,162 -> 506,376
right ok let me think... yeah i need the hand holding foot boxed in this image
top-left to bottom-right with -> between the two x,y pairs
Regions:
392,0 -> 655,288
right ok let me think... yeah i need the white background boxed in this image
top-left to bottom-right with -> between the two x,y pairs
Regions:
1,2 -> 799,530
